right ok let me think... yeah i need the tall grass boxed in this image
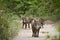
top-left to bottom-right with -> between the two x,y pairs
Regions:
0,12 -> 20,40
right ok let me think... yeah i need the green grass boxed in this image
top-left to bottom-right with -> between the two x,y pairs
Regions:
46,34 -> 50,39
51,35 -> 60,40
0,13 -> 20,40
56,26 -> 60,32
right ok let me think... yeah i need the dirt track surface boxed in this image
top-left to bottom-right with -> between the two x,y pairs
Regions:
12,24 -> 59,40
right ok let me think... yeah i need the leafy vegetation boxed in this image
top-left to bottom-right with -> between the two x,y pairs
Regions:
0,10 -> 20,40
0,0 -> 60,19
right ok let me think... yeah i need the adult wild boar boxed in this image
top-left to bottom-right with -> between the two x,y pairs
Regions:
31,17 -> 44,37
22,17 -> 33,29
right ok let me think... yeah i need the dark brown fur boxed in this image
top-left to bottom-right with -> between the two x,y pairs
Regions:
22,17 -> 33,29
31,18 -> 45,37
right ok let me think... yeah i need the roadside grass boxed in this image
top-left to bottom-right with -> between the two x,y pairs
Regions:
56,26 -> 60,32
46,35 -> 60,40
51,35 -> 60,40
46,34 -> 50,39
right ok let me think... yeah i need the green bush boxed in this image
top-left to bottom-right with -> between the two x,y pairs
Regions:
0,12 -> 20,40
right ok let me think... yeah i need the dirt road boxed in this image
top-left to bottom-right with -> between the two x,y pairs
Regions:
12,24 -> 59,40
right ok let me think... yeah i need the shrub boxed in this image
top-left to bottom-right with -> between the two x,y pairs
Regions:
0,12 -> 20,40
